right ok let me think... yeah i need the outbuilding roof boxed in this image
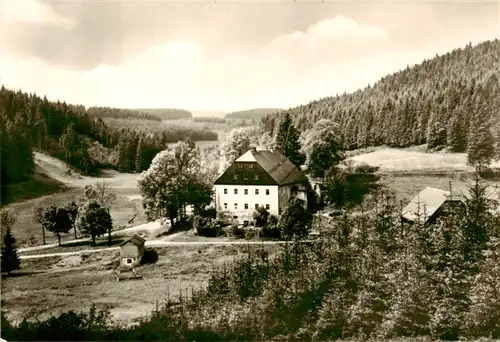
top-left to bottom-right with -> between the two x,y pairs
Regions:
402,187 -> 456,224
120,234 -> 146,247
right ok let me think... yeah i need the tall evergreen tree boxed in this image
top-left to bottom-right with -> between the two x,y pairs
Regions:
467,113 -> 494,167
1,209 -> 20,274
275,113 -> 305,167
135,137 -> 144,172
446,109 -> 467,152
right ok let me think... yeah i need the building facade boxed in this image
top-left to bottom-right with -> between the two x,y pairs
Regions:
214,148 -> 310,224
119,235 -> 146,267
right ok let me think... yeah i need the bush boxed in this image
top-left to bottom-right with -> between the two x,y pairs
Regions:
232,224 -> 246,239
141,248 -> 159,265
194,215 -> 223,237
278,198 -> 312,240
253,206 -> 270,227
268,215 -> 278,225
353,162 -> 379,174
199,207 -> 217,219
259,224 -> 282,240
479,167 -> 500,180
172,217 -> 193,232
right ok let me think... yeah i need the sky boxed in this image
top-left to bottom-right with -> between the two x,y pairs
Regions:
0,0 -> 498,113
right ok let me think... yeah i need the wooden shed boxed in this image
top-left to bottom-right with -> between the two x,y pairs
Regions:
119,234 -> 146,267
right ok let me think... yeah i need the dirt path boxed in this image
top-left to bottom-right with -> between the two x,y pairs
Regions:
19,239 -> 302,260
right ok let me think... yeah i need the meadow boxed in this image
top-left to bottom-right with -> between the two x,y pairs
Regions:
2,244 -> 282,327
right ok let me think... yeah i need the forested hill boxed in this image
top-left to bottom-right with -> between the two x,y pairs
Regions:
135,108 -> 192,120
260,40 -> 500,152
0,87 -> 211,204
87,107 -> 162,121
225,108 -> 283,120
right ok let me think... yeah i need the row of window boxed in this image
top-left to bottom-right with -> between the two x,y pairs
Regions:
224,188 -> 270,195
233,175 -> 259,181
224,203 -> 270,210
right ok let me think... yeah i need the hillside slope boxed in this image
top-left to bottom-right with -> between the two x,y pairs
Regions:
261,40 -> 500,153
136,108 -> 192,120
225,108 -> 283,120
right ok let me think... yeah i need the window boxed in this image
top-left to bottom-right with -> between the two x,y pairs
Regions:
313,185 -> 317,190
266,189 -> 270,195
265,204 -> 270,210
224,203 -> 228,209
234,175 -> 238,180
244,189 -> 248,195
126,258 -> 132,264
255,204 -> 259,209
255,189 -> 259,195
234,203 -> 238,209
244,203 -> 249,209
244,176 -> 248,181
224,188 -> 228,194
249,164 -> 253,168
254,175 -> 259,181
234,189 -> 238,195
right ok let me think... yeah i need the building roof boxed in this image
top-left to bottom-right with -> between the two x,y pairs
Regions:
215,148 -> 308,186
402,187 -> 458,224
120,234 -> 146,247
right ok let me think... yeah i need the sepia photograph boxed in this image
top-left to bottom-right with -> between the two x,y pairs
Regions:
0,0 -> 499,340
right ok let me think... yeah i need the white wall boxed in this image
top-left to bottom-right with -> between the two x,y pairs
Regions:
215,184 -> 279,222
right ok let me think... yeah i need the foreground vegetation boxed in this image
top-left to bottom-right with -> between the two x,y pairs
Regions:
2,176 -> 499,341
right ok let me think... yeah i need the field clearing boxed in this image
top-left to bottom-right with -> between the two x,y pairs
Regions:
4,152 -> 146,248
2,244 -> 282,327
5,188 -> 147,248
348,147 -> 500,172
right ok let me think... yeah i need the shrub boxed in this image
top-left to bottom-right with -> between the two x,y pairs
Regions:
141,248 -> 159,265
172,217 -> 193,232
268,215 -> 278,225
253,206 -> 270,227
259,224 -> 282,240
353,162 -> 379,174
479,167 -> 500,180
232,224 -> 246,239
194,215 -> 223,237
278,198 -> 312,240
199,207 -> 217,219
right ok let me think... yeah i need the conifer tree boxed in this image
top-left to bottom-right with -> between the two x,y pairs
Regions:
446,110 -> 467,152
135,137 -> 144,172
1,209 -> 20,274
275,113 -> 305,167
467,99 -> 494,167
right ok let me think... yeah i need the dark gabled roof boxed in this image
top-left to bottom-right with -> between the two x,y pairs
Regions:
402,187 -> 462,224
120,234 -> 146,247
214,148 -> 309,186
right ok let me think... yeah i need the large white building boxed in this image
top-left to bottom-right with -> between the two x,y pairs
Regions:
214,147 -> 310,224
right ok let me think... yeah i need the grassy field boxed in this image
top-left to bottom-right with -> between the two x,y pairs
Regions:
1,169 -> 67,206
348,146 -> 500,172
5,187 -> 146,248
2,244 -> 282,327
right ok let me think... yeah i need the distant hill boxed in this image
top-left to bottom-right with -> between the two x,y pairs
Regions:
87,106 -> 162,121
136,108 -> 192,120
261,40 -> 500,153
225,108 -> 283,120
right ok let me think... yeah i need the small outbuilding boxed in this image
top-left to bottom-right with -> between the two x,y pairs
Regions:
119,234 -> 146,267
402,187 -> 464,225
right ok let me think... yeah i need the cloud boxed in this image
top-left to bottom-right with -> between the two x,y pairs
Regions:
1,0 -> 75,29
0,5 -> 498,112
